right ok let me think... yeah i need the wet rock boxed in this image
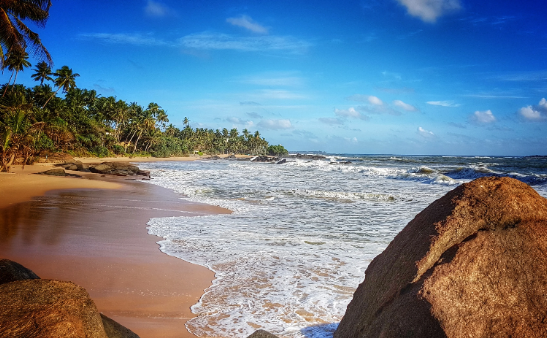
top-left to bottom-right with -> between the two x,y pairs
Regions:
90,163 -> 112,174
247,329 -> 279,338
276,159 -> 287,164
89,162 -> 142,176
0,259 -> 40,285
335,177 -> 547,338
0,279 -> 108,338
100,314 -> 140,338
39,168 -> 66,176
251,155 -> 279,163
287,153 -> 326,160
66,164 -> 79,170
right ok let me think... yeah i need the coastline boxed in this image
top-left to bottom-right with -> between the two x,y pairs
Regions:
0,159 -> 231,338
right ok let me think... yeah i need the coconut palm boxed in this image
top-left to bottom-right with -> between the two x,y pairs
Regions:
0,0 -> 52,68
31,61 -> 53,86
2,49 -> 31,97
41,66 -> 79,108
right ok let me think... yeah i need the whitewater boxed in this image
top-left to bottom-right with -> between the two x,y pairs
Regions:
139,155 -> 547,338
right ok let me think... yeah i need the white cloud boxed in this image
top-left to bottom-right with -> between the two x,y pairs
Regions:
518,98 -> 547,121
368,95 -> 384,105
335,107 -> 369,120
144,0 -> 170,17
258,119 -> 292,130
397,0 -> 462,23
519,106 -> 542,120
393,100 -> 418,111
472,110 -> 496,124
179,33 -> 311,54
427,100 -> 461,107
418,126 -> 435,137
226,15 -> 268,34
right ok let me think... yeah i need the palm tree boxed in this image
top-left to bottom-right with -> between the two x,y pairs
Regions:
42,66 -> 80,108
2,49 -> 31,97
0,0 -> 52,68
31,61 -> 53,86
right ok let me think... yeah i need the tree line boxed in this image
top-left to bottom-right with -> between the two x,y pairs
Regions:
0,59 -> 288,171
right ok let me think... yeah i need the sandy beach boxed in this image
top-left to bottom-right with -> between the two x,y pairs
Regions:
0,158 -> 230,337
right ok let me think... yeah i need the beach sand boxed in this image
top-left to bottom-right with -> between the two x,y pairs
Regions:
0,160 -> 231,337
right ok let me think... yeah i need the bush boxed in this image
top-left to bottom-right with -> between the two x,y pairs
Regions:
267,144 -> 288,156
112,144 -> 125,155
91,146 -> 109,158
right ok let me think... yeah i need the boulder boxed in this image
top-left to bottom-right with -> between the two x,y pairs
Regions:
100,314 -> 140,338
0,279 -> 108,338
40,168 -> 66,176
247,329 -> 279,338
334,177 -> 547,338
89,163 -> 112,174
0,259 -> 40,285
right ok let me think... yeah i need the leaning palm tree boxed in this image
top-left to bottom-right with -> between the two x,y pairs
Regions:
2,49 -> 31,97
31,60 -> 53,86
41,66 -> 79,108
0,0 -> 52,68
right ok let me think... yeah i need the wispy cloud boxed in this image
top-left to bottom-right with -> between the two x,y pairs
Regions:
179,32 -> 312,54
396,0 -> 462,23
318,117 -> 345,125
227,116 -> 255,128
144,0 -> 172,17
246,112 -> 263,119
471,110 -> 496,124
239,73 -> 304,87
226,15 -> 268,34
79,33 -> 169,46
335,107 -> 369,120
393,100 -> 418,111
518,98 -> 547,121
258,119 -> 292,129
418,126 -> 435,137
368,95 -> 384,105
427,100 -> 461,107
240,101 -> 261,106
80,31 -> 312,55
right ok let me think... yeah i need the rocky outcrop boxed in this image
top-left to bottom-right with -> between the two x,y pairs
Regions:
0,279 -> 109,338
287,153 -> 326,160
0,259 -> 140,338
87,162 -> 149,177
0,259 -> 40,285
39,168 -> 67,176
335,177 -> 547,338
100,314 -> 139,338
247,329 -> 279,338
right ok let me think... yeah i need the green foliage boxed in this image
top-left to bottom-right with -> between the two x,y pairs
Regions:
1,70 -> 286,164
267,144 -> 289,156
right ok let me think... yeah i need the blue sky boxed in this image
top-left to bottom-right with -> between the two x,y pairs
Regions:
3,0 -> 547,155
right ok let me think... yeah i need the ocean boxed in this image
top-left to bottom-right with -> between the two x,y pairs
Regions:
139,155 -> 547,338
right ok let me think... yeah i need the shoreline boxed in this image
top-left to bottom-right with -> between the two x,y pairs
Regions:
0,159 -> 231,337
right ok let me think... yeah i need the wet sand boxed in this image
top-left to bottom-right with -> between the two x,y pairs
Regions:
0,163 -> 231,337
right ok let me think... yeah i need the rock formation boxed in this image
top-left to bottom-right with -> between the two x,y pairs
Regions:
334,177 -> 547,338
247,329 -> 279,338
0,259 -> 139,338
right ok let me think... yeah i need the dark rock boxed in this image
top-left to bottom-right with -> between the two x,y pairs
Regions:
40,168 -> 66,176
287,153 -> 326,160
66,164 -> 79,170
0,279 -> 108,338
335,177 -> 547,338
90,163 -> 112,174
247,329 -> 279,338
276,159 -> 287,164
100,314 -> 140,338
227,154 -> 236,159
89,162 -> 141,176
137,170 -> 150,177
0,259 -> 40,285
251,156 -> 279,163
75,160 -> 85,171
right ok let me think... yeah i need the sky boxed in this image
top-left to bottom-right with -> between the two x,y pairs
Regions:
3,0 -> 547,155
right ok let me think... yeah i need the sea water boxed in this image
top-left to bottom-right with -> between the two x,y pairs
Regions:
139,155 -> 547,338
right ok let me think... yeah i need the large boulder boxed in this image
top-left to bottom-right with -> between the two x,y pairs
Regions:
0,259 -> 40,285
247,329 -> 279,338
0,259 -> 140,338
334,177 -> 547,338
0,279 -> 108,338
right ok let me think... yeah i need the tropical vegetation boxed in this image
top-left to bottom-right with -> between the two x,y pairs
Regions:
0,1 -> 286,172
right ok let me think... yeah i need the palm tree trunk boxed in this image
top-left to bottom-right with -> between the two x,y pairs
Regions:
2,72 -> 14,97
41,82 -> 65,109
133,130 -> 143,153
